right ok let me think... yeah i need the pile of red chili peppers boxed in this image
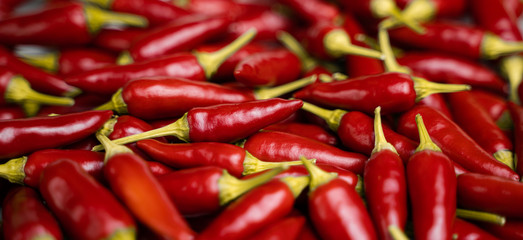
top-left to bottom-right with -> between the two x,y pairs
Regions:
2,0 -> 523,239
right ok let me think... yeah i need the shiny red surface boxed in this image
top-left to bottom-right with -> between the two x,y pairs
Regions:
471,0 -> 522,42
452,218 -> 498,240
0,67 -> 15,105
59,48 -> 116,76
263,122 -> 338,145
111,0 -> 190,27
508,102 -> 523,177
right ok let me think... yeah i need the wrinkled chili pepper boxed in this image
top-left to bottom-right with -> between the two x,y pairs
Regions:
0,3 -> 147,46
397,105 -> 519,180
225,8 -> 292,41
0,106 -> 25,120
39,159 -> 136,240
158,166 -> 284,216
196,176 -> 309,240
294,72 -> 470,115
92,28 -> 148,53
453,218 -> 499,240
248,215 -> 306,240
86,0 -> 190,26
0,110 -> 113,160
263,122 -> 338,145
408,114 -> 456,240
96,125 -> 196,240
2,187 -> 63,240
244,130 -> 367,174
365,107 -> 408,240
508,102 -> 523,177
473,90 -> 512,131
66,29 -> 256,95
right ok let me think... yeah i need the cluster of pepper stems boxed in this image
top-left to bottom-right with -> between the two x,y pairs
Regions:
1,0 -> 523,239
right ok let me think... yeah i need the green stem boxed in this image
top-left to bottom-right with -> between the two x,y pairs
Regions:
300,101 -> 347,132
493,150 -> 515,170
279,176 -> 310,198
412,76 -> 471,101
500,55 -> 523,104
93,88 -> 128,114
105,227 -> 136,240
371,0 -> 424,33
84,5 -> 148,35
254,75 -> 317,100
242,151 -> 315,175
456,209 -> 506,226
379,0 -> 435,28
18,52 -> 59,72
377,27 -> 411,74
372,106 -> 398,154
85,0 -> 114,9
194,29 -> 257,79
95,118 -> 134,162
388,225 -> 409,240
414,114 -> 442,153
482,33 -> 523,59
300,156 -> 337,192
116,51 -> 134,65
0,156 -> 27,184
218,167 -> 284,205
324,29 -> 384,59
277,31 -> 317,72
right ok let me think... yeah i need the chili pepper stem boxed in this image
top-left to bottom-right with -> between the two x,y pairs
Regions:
105,228 -> 136,240
95,118 -> 134,162
456,209 -> 506,226
279,176 -> 310,198
355,34 -> 404,56
493,150 -> 515,170
372,107 -> 398,154
496,111 -> 513,131
194,29 -> 257,79
300,156 -> 337,192
500,55 -> 523,104
84,5 -> 148,35
218,167 -> 285,206
92,113 -> 190,151
0,156 -> 27,184
116,51 -> 134,65
388,225 -> 409,240
242,151 -> 316,175
29,234 -> 56,240
21,102 -> 40,117
277,31 -> 317,71
254,75 -> 317,100
85,0 -> 112,9
380,0 -> 435,27
412,76 -> 471,101
300,101 -> 347,131
324,29 -> 384,59
482,33 -> 523,59
18,52 -> 59,72
371,0 -> 425,34
355,175 -> 364,196
94,88 -> 128,114
377,27 -> 411,74
414,114 -> 442,152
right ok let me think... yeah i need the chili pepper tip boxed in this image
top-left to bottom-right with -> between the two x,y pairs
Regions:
456,209 -> 506,226
0,156 -> 27,184
300,156 -> 337,192
414,114 -> 442,153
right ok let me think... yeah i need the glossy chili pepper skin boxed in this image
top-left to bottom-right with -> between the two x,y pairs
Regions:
397,106 -> 519,181
504,0 -> 523,17
187,98 -> 303,143
263,122 -> 338,145
278,0 -> 340,24
38,93 -> 109,116
56,48 -> 116,76
452,218 -> 499,240
397,52 -> 508,94
310,178 -> 377,240
0,110 -> 113,160
92,28 -> 147,53
2,187 -> 63,240
104,152 -> 196,239
508,102 -> 523,177
417,93 -> 453,119
225,9 -> 292,41
129,17 -> 230,61
249,215 -> 306,240
480,219 -> 523,240
294,72 -> 416,115
146,161 -> 173,177
0,106 -> 25,120
234,49 -> 301,87
457,173 -> 523,218
244,131 -> 367,174
302,22 -> 339,59
39,159 -> 136,240
471,0 -> 522,42
472,90 -> 510,126
197,179 -> 297,240
109,115 -> 166,158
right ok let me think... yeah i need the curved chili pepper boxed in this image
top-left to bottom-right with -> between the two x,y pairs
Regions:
0,3 -> 147,46
472,90 -> 512,132
397,105 -> 519,180
389,21 -> 523,59
0,46 -> 80,97
2,187 -> 63,240
87,0 -> 190,26
300,101 -> 418,164
407,114 -> 456,240
279,0 -> 340,24
0,106 -> 25,120
158,166 -> 284,216
508,102 -> 523,177
126,16 -> 230,62
0,110 -> 113,160
92,28 -> 148,53
96,127 -> 196,240
294,71 -> 470,115
225,8 -> 292,41
243,130 -> 367,174
137,139 -> 305,177
196,176 -> 309,240
66,29 -> 256,95
234,49 -> 302,87
453,218 -> 499,240
263,122 -> 338,145
19,48 -> 116,77
301,157 -> 377,240
396,52 -> 508,94
457,173 -> 523,218
416,93 -> 453,119
480,219 -> 523,240
365,107 -> 407,240
248,215 -> 306,240
40,159 -> 136,240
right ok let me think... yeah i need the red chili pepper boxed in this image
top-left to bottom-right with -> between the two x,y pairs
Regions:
0,110 -> 113,160
19,48 -> 117,77
0,106 -> 25,120
479,219 -> 523,240
248,215 -> 306,240
243,130 -> 367,174
37,93 -> 109,116
225,8 -> 292,41
396,52 -> 508,94
364,107 -> 408,240
397,105 -> 519,181
158,166 -> 284,216
174,0 -> 266,20
86,0 -> 190,26
300,101 -> 418,163
453,218 -> 499,240
234,49 -> 301,87
416,93 -> 453,119
92,28 -> 148,53
196,176 -> 309,240
278,0 -> 340,24
0,46 -> 80,97
508,102 -> 523,177
126,16 -> 230,62
39,159 -> 136,240
0,3 -> 147,46
146,161 -> 173,177
65,29 -> 256,95
0,0 -> 25,20
504,0 -> 523,17
301,158 -> 377,240
298,221 -> 321,240
2,187 -> 63,240
263,122 -> 338,145
472,90 -> 512,132
295,71 -> 469,115
393,0 -> 467,21
96,128 -> 196,239
407,114 -> 456,240
389,21 -> 523,59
